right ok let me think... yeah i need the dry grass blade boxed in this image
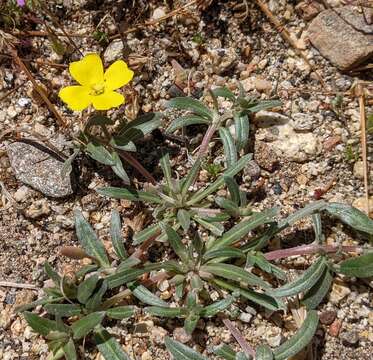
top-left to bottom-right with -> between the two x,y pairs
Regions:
11,49 -> 66,128
0,281 -> 38,290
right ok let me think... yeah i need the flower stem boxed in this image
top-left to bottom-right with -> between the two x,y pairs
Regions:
198,123 -> 218,158
264,244 -> 363,261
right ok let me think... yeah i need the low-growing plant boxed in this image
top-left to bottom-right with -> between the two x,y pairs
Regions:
166,85 -> 281,160
97,152 -> 253,243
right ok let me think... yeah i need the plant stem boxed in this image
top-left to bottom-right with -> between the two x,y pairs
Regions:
198,123 -> 218,158
264,244 -> 364,261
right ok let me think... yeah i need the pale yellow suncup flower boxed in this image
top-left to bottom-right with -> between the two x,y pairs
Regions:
59,53 -> 134,111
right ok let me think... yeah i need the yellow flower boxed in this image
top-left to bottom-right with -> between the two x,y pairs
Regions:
59,53 -> 134,111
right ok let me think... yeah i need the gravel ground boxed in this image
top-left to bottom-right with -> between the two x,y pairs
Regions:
0,0 -> 372,359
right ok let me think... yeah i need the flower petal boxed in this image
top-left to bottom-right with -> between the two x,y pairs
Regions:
69,53 -> 104,86
59,86 -> 92,111
91,91 -> 125,110
104,60 -> 134,91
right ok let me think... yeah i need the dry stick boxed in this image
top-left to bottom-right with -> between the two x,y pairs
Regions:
264,244 -> 363,261
0,80 -> 29,103
11,49 -> 66,128
223,319 -> 256,358
0,281 -> 38,290
253,0 -> 327,90
356,84 -> 370,215
0,53 -> 67,69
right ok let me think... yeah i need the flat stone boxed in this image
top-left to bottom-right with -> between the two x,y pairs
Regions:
103,39 -> 124,63
307,6 -> 373,71
7,141 -> 74,198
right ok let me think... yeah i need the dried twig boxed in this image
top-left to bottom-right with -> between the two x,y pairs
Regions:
223,319 -> 256,358
0,280 -> 38,290
11,49 -> 66,128
355,83 -> 370,215
253,0 -> 327,89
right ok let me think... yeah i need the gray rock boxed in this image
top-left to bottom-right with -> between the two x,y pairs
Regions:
292,113 -> 316,131
103,39 -> 124,63
340,331 -> 359,347
7,141 -> 74,198
307,6 -> 373,71
239,312 -> 253,323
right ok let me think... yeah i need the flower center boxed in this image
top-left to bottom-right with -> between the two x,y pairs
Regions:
90,82 -> 105,96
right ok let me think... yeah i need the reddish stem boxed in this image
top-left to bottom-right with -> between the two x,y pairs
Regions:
198,123 -> 218,158
223,319 -> 256,358
264,244 -> 362,261
118,150 -> 156,185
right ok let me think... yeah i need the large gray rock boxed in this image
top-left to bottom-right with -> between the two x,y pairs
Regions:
307,6 -> 373,71
7,141 -> 75,198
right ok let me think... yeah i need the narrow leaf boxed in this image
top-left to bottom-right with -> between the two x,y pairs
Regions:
177,209 -> 191,232
44,262 -> 61,286
97,187 -> 162,204
110,210 -> 127,260
268,257 -> 327,298
94,327 -> 132,360
255,345 -> 273,360
212,86 -> 235,100
145,306 -> 185,318
234,113 -> 249,152
63,338 -> 77,360
200,296 -> 234,317
165,336 -> 208,360
214,344 -> 236,360
74,210 -> 110,267
117,112 -> 161,141
181,158 -> 202,197
86,142 -> 115,165
273,311 -> 319,360
44,304 -> 81,317
338,252 -> 373,278
246,100 -> 282,113
194,216 -> 224,236
72,311 -> 106,340
77,274 -> 99,304
162,224 -> 190,264
167,97 -> 213,120
160,152 -> 173,189
219,127 -> 238,169
184,313 -> 200,334
106,306 -> 135,320
23,312 -> 58,336
224,176 -> 240,206
133,223 -> 160,245
111,152 -> 130,184
203,247 -> 246,262
167,115 -> 209,133
132,285 -> 169,307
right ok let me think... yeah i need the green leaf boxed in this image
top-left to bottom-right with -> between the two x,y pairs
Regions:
255,345 -> 273,360
194,216 -> 225,236
76,265 -> 98,279
15,296 -> 65,313
268,257 -> 327,298
110,210 -> 127,260
235,353 -> 251,360
279,201 -> 326,228
215,197 -> 240,216
86,115 -> 114,128
63,338 -> 77,360
246,253 -> 286,280
200,296 -> 234,317
212,279 -> 283,311
97,187 -> 162,204
110,137 -> 137,152
187,153 -> 252,206
117,257 -> 141,271
234,113 -> 249,152
246,99 -> 282,113
177,209 -> 191,232
325,202 -> 373,234
311,213 -> 324,244
167,115 -> 210,133
133,223 -> 161,245
132,285 -> 169,307
117,112 -> 161,142
145,306 -> 185,318
165,336 -> 208,360
181,158 -> 202,197
23,312 -> 58,336
184,313 -> 200,334
94,327 -> 132,360
203,247 -> 246,262
111,152 -> 130,184
77,274 -> 99,304
86,142 -> 115,166
107,268 -> 153,289
167,97 -> 214,120
209,208 -> 278,250
301,268 -> 333,309
338,252 -> 373,278
44,304 -> 81,317
212,86 -> 235,100
273,310 -> 319,360
214,344 -> 236,360
202,264 -> 270,289
74,210 -> 110,267
86,279 -> 108,311
224,176 -> 240,206
106,306 -> 135,320
61,148 -> 80,179
219,127 -> 238,169
44,262 -> 61,286
72,311 -> 106,340
160,152 -> 173,189
162,224 -> 190,264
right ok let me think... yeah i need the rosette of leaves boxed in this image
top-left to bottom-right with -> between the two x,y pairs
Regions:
166,86 -> 281,161
62,112 -> 161,184
97,152 -> 253,244
17,210 -> 158,360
